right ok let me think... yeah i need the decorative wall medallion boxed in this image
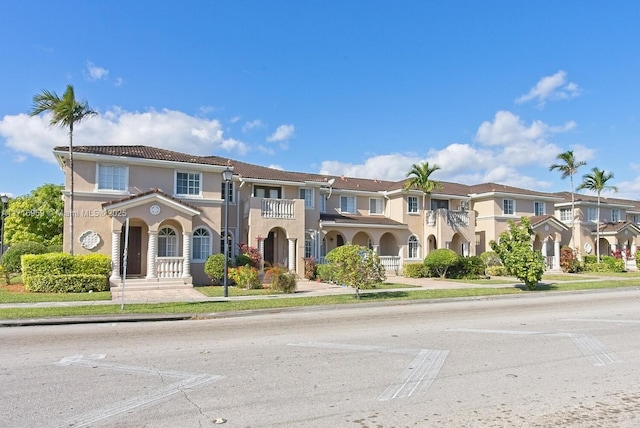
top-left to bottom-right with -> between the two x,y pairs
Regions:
79,230 -> 101,250
544,225 -> 550,232
584,242 -> 593,254
150,204 -> 161,215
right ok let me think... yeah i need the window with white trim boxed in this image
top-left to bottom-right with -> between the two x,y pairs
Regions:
633,214 -> 640,224
192,228 -> 211,261
220,230 -> 234,259
176,171 -> 201,195
221,181 -> 234,203
369,198 -> 384,215
611,209 -> 621,222
304,233 -> 313,259
97,164 -> 127,191
503,199 -> 515,215
340,196 -> 356,214
408,236 -> 419,259
300,188 -> 314,209
319,194 -> 327,213
408,196 -> 419,214
534,201 -> 545,216
587,207 -> 597,222
158,227 -> 178,257
559,208 -> 572,222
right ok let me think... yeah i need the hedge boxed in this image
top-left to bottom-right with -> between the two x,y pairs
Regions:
402,262 -> 425,278
25,274 -> 109,293
21,253 -> 111,293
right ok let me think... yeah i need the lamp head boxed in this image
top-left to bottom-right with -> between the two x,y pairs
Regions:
222,167 -> 233,182
0,194 -> 7,204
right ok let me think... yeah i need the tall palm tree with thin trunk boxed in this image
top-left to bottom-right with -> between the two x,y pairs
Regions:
549,150 -> 586,247
30,84 -> 97,255
577,167 -> 618,263
404,162 -> 442,258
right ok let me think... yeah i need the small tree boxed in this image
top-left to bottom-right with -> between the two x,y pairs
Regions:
204,253 -> 230,285
325,244 -> 385,299
490,217 -> 545,290
424,249 -> 459,278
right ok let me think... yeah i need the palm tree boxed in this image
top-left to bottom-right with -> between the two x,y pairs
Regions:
576,167 -> 618,263
404,162 -> 442,257
549,150 -> 586,247
30,85 -> 97,255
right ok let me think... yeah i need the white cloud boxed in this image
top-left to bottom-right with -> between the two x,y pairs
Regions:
516,70 -> 580,106
0,108 -> 249,162
242,119 -> 263,133
85,61 -> 109,81
320,153 -> 422,181
267,124 -> 295,142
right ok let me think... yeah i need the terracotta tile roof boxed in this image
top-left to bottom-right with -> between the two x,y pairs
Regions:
320,212 -> 407,227
469,182 -> 561,199
597,221 -> 640,234
101,188 -> 200,211
554,191 -> 636,207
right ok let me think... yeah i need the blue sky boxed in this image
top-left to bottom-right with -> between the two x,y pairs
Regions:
1,1 -> 639,200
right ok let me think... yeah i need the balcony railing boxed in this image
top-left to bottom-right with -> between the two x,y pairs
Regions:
261,198 -> 295,219
447,210 -> 469,226
156,257 -> 184,278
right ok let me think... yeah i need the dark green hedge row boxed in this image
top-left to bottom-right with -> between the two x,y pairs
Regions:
25,274 -> 109,293
21,253 -> 111,293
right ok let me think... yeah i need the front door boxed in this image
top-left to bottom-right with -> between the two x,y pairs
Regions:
121,226 -> 142,276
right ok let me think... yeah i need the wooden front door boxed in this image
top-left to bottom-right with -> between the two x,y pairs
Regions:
121,226 -> 142,276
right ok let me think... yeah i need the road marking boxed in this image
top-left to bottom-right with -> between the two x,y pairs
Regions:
560,318 -> 640,324
377,349 -> 449,401
54,354 -> 222,428
447,328 -> 622,367
288,342 -> 449,401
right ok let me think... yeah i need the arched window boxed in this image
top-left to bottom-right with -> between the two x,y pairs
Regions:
304,232 -> 313,259
192,228 -> 211,261
158,227 -> 178,257
408,235 -> 419,259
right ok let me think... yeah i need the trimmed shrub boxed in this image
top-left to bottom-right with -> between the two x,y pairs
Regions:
72,254 -> 111,275
264,265 -> 297,293
424,249 -> 458,279
448,255 -> 485,279
480,251 -> 503,268
25,274 -> 109,293
1,241 -> 48,275
316,263 -> 336,282
204,254 -> 230,285
486,265 -> 508,276
402,262 -> 425,278
22,253 -> 72,276
228,265 -> 261,289
583,255 -> 625,273
235,254 -> 251,267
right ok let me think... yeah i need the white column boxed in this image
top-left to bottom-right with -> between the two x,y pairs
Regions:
110,231 -> 121,281
258,238 -> 265,272
611,243 -> 617,253
287,238 -> 296,273
182,232 -> 191,278
147,231 -> 158,279
541,240 -> 548,269
554,239 -> 561,270
372,244 -> 380,254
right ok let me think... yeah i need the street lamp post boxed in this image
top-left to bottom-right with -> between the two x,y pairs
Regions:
0,194 -> 8,260
222,167 -> 233,298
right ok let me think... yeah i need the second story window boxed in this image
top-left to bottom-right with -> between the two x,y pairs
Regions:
97,164 -> 127,191
300,188 -> 314,208
176,171 -> 201,196
340,196 -> 356,214
408,196 -> 419,214
254,186 -> 281,199
369,198 -> 384,215
633,214 -> 640,224
503,199 -> 515,215
534,201 -> 546,216
222,181 -> 234,203
611,209 -> 620,222
559,208 -> 572,222
587,207 -> 597,222
319,194 -> 327,213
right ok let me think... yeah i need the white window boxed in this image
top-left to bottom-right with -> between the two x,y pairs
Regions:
408,196 -> 419,214
503,199 -> 515,215
97,164 -> 127,191
304,233 -> 313,259
192,228 -> 211,261
340,196 -> 356,214
300,188 -> 314,209
369,198 -> 384,215
221,181 -> 234,203
559,208 -> 572,222
158,227 -> 178,257
220,230 -> 234,259
176,171 -> 201,195
633,214 -> 640,224
611,209 -> 620,222
408,236 -> 419,259
534,201 -> 545,216
587,207 -> 597,222
319,194 -> 327,213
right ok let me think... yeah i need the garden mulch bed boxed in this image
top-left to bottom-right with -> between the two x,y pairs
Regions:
1,283 -> 26,293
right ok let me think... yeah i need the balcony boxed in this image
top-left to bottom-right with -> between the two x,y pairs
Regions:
426,209 -> 470,227
261,198 -> 296,219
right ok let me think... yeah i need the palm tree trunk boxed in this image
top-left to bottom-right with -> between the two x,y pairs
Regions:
596,194 -> 600,263
422,193 -> 426,258
69,124 -> 74,255
570,174 -> 575,248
